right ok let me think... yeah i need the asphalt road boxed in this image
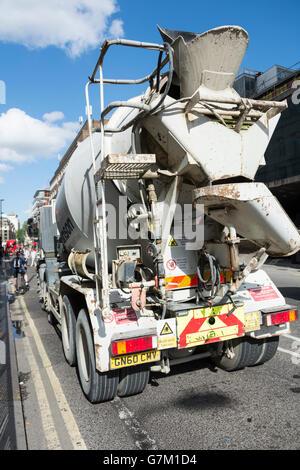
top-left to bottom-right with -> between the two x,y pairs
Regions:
6,263 -> 300,452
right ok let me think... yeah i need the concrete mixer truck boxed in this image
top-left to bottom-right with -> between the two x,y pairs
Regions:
31,25 -> 300,403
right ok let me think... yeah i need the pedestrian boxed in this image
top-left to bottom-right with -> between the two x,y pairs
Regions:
11,250 -> 29,293
24,246 -> 30,263
30,248 -> 37,267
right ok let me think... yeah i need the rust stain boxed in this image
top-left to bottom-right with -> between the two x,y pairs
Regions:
194,183 -> 241,201
95,344 -> 102,357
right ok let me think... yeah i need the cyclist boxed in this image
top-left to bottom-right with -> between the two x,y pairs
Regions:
11,250 -> 29,293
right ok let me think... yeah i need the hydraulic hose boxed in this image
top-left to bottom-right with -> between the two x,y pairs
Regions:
196,251 -> 221,302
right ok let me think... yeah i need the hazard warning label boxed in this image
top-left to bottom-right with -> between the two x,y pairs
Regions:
166,259 -> 177,271
160,322 -> 173,335
157,318 -> 177,350
248,286 -> 280,302
169,237 -> 178,246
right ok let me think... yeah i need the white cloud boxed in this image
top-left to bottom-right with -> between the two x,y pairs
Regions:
0,162 -> 13,184
0,108 -> 80,165
0,0 -> 124,57
109,19 -> 124,38
0,163 -> 13,172
43,111 -> 65,122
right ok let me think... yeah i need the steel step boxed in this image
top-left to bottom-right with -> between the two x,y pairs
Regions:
94,154 -> 156,181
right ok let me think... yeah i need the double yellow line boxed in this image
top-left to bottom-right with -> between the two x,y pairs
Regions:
16,296 -> 87,450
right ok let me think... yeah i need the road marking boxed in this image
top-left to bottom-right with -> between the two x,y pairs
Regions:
278,347 -> 300,359
284,334 -> 300,342
112,397 -> 158,450
18,296 -> 87,450
16,298 -> 61,450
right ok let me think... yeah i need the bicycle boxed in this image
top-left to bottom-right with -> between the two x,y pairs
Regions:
15,269 -> 29,295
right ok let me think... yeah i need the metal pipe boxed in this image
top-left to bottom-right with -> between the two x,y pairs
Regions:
194,90 -> 287,110
91,39 -> 164,82
101,101 -> 151,119
169,351 -> 212,366
150,351 -> 212,372
85,81 -> 102,306
152,97 -> 264,120
99,62 -> 110,318
95,42 -> 174,134
93,56 -> 170,86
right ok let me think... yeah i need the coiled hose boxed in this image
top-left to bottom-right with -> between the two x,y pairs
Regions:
196,251 -> 221,303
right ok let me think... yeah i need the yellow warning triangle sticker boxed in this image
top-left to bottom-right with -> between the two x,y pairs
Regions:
160,322 -> 173,335
169,237 -> 177,246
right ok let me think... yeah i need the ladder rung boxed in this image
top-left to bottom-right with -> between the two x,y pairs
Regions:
94,153 -> 156,181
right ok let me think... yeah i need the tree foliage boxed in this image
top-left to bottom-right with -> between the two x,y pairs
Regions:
16,222 -> 28,244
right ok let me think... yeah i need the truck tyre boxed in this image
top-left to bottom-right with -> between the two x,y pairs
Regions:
117,365 -> 150,397
75,309 -> 119,403
250,336 -> 279,366
61,295 -> 77,366
46,291 -> 57,326
42,280 -> 57,325
242,337 -> 265,366
213,337 -> 259,371
41,280 -> 48,311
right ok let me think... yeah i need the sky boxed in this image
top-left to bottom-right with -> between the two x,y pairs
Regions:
0,0 -> 299,225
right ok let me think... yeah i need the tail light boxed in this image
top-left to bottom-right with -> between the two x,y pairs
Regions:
111,335 -> 157,356
265,308 -> 298,327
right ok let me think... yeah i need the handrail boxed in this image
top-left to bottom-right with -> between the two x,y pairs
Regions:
85,37 -> 173,317
94,42 -> 173,134
90,39 -> 165,82
92,55 -> 170,86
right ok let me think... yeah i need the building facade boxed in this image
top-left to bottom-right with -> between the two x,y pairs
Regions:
1,215 -> 15,245
6,213 -> 19,232
234,62 -> 300,259
234,64 -> 300,214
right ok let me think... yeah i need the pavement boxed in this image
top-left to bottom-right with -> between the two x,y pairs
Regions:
0,257 -> 27,450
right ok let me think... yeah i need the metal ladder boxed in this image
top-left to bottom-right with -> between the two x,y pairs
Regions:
84,38 -> 171,318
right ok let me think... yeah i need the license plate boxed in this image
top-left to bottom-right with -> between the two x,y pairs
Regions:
244,311 -> 261,332
110,350 -> 160,369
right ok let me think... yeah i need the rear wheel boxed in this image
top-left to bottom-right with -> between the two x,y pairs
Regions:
213,337 -> 260,371
40,281 -> 46,310
117,365 -> 150,397
61,295 -> 77,366
41,279 -> 48,311
76,309 -> 119,403
250,336 -> 279,366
